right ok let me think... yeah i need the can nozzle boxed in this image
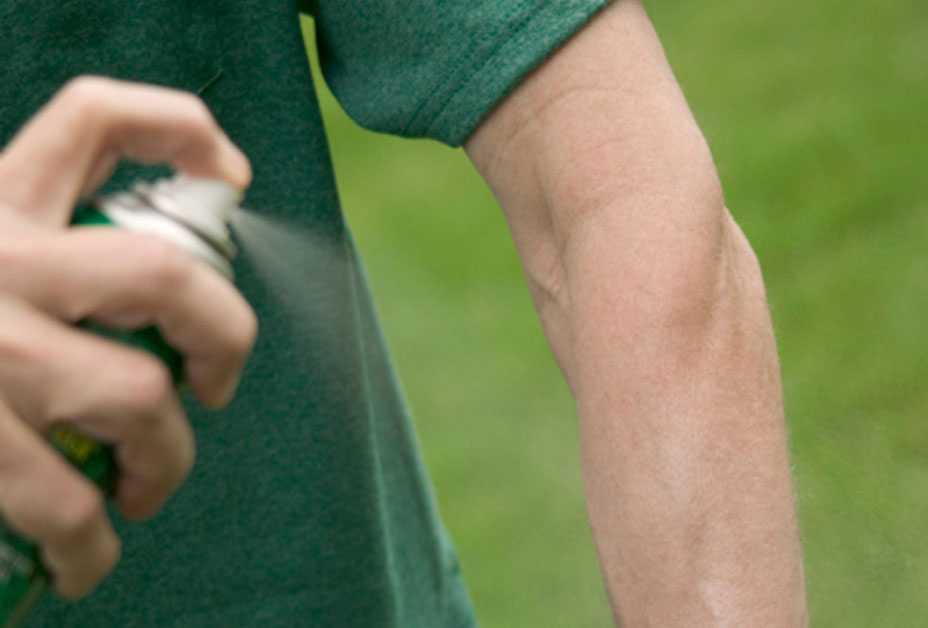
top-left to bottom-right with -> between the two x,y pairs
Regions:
133,175 -> 239,262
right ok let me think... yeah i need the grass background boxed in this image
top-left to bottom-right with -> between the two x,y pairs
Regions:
302,1 -> 927,625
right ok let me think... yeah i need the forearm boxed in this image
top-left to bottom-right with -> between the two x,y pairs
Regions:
565,199 -> 805,627
491,163 -> 806,626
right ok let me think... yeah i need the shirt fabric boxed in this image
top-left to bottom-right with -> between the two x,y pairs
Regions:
0,1 -> 606,626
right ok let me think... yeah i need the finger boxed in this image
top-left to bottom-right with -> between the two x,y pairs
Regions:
0,297 -> 195,521
0,399 -> 121,600
0,76 -> 251,227
80,150 -> 119,200
0,228 -> 257,407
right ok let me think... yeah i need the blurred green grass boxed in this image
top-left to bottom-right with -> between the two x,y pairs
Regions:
302,1 -> 928,626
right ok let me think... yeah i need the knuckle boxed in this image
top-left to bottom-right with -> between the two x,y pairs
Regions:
59,76 -> 111,120
53,485 -> 105,540
63,75 -> 109,92
0,233 -> 91,324
0,297 -> 50,376
177,93 -> 215,129
132,236 -> 193,294
0,305 -> 84,430
121,356 -> 173,416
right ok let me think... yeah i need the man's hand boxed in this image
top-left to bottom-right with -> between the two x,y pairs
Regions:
0,77 -> 256,600
467,2 -> 808,626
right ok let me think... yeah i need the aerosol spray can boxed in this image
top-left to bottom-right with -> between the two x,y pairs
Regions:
0,175 -> 240,628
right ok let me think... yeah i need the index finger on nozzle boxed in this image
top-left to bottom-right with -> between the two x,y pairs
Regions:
0,76 -> 252,227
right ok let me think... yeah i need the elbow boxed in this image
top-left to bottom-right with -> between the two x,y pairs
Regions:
637,153 -> 766,334
641,206 -> 768,352
564,180 -> 769,362
567,200 -> 776,418
666,205 -> 767,337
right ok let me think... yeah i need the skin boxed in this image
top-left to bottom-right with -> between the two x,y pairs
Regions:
0,77 -> 255,600
466,1 -> 808,626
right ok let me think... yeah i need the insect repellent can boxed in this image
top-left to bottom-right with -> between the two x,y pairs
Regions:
0,175 -> 240,628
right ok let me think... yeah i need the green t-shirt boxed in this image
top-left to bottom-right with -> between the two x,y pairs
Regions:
0,1 -> 605,626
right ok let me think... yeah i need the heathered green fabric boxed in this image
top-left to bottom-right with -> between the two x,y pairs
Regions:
309,0 -> 609,145
0,1 -> 605,626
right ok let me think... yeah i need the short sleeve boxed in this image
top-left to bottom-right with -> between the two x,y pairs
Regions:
303,1 -> 608,147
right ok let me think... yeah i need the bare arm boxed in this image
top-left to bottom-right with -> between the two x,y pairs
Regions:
466,2 -> 807,625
